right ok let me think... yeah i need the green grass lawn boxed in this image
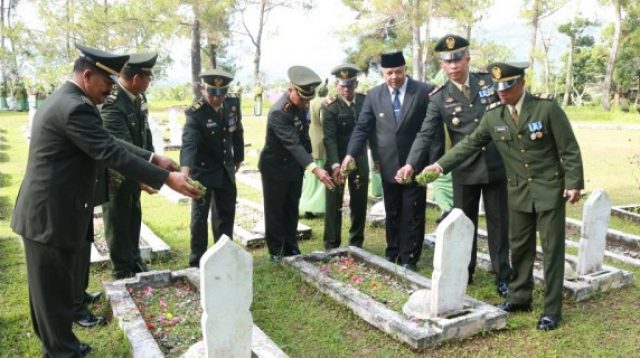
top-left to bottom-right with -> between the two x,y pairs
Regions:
1,108 -> 640,357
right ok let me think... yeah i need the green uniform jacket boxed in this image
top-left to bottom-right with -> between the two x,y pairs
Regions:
101,83 -> 154,152
180,96 -> 244,188
11,81 -> 168,248
259,93 -> 313,181
322,93 -> 376,178
407,72 -> 505,185
438,92 -> 584,212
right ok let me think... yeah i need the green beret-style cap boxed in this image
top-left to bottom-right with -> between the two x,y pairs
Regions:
288,65 -> 321,100
75,43 -> 129,81
434,34 -> 469,60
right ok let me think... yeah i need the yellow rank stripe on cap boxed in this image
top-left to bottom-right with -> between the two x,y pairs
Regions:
95,62 -> 120,76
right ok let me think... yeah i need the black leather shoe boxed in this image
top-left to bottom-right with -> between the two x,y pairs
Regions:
134,260 -> 149,273
79,343 -> 92,356
496,280 -> 509,298
112,270 -> 134,279
537,315 -> 560,331
496,301 -> 532,313
75,314 -> 106,328
83,291 -> 103,305
401,264 -> 417,272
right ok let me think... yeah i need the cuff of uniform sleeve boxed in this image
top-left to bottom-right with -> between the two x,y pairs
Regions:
331,163 -> 340,170
306,162 -> 318,172
148,153 -> 154,163
434,162 -> 444,172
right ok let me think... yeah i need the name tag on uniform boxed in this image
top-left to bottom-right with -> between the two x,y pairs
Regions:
494,125 -> 509,133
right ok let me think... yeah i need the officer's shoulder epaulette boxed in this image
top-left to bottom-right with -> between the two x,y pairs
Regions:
486,101 -> 504,111
532,93 -> 554,101
80,95 -> 95,107
283,100 -> 293,113
475,70 -> 490,75
428,85 -> 444,98
322,95 -> 337,107
186,99 -> 204,113
103,93 -> 117,105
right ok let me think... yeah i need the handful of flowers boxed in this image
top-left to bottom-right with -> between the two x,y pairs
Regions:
188,179 -> 207,200
108,169 -> 125,189
415,170 -> 440,187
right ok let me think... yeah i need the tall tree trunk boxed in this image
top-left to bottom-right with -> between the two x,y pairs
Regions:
421,0 -> 432,82
528,1 -> 540,86
541,35 -> 550,94
191,18 -> 201,101
1,0 -> 6,84
602,0 -> 621,111
253,0 -> 266,84
208,43 -> 217,69
411,0 -> 422,81
562,37 -> 574,107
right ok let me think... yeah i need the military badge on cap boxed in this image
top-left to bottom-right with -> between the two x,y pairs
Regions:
492,66 -> 502,80
434,34 -> 469,61
201,68 -> 234,97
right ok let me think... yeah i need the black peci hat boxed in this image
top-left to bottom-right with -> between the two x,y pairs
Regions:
380,51 -> 406,68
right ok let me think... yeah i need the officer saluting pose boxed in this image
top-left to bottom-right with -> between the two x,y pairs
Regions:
322,64 -> 375,250
259,66 -> 334,261
423,62 -> 584,331
180,69 -> 244,267
399,34 -> 511,296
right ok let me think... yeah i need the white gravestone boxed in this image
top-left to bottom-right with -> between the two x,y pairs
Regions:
200,235 -> 253,357
577,188 -> 611,276
403,209 -> 474,319
148,117 -> 165,155
168,109 -> 182,146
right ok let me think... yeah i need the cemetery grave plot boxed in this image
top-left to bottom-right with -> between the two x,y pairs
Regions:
233,198 -> 312,247
90,217 -> 170,265
285,245 -> 506,350
611,204 -> 640,224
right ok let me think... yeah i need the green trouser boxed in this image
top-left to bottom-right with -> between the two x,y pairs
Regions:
508,205 -> 566,318
103,179 -> 143,275
324,177 -> 368,249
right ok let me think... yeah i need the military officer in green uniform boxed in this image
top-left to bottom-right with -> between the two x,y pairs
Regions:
13,79 -> 28,111
34,84 -> 47,109
11,43 -> 199,358
180,69 -> 245,267
101,52 -> 159,278
259,66 -> 334,260
322,64 -> 374,249
399,34 -> 511,296
0,82 -> 9,109
423,62 -> 584,331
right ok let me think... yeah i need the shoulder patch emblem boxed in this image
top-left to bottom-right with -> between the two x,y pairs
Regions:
486,101 -> 504,111
187,100 -> 204,113
322,95 -> 337,107
428,85 -> 444,98
533,93 -> 554,101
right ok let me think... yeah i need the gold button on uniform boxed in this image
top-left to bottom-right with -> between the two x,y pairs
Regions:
527,177 -> 532,182
518,134 -> 522,139
474,118 -> 479,123
520,149 -> 526,153
481,146 -> 486,151
524,163 -> 529,168
501,136 -> 505,140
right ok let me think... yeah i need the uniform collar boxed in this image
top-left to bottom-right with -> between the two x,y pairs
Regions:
508,90 -> 526,117
450,75 -> 470,93
118,79 -> 140,103
67,79 -> 95,105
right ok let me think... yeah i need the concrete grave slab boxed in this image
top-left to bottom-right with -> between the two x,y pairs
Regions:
104,268 -> 287,358
284,247 -> 506,350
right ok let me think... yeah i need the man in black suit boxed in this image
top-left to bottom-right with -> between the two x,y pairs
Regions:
398,35 -> 511,296
11,44 -> 199,357
180,68 -> 244,267
341,52 -> 440,271
259,66 -> 334,261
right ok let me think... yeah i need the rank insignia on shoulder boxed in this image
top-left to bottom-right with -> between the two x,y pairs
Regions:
188,100 -> 203,112
80,95 -> 94,107
283,101 -> 292,112
323,95 -> 337,107
533,93 -> 554,100
486,101 -> 503,111
429,85 -> 444,97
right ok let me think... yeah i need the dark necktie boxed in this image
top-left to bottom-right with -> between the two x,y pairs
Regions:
392,89 -> 401,124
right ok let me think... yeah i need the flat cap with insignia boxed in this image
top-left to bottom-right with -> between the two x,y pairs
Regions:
380,51 -> 406,68
200,68 -> 234,96
331,63 -> 360,87
75,43 -> 129,82
288,65 -> 321,100
488,61 -> 529,91
434,34 -> 469,61
125,52 -> 158,76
